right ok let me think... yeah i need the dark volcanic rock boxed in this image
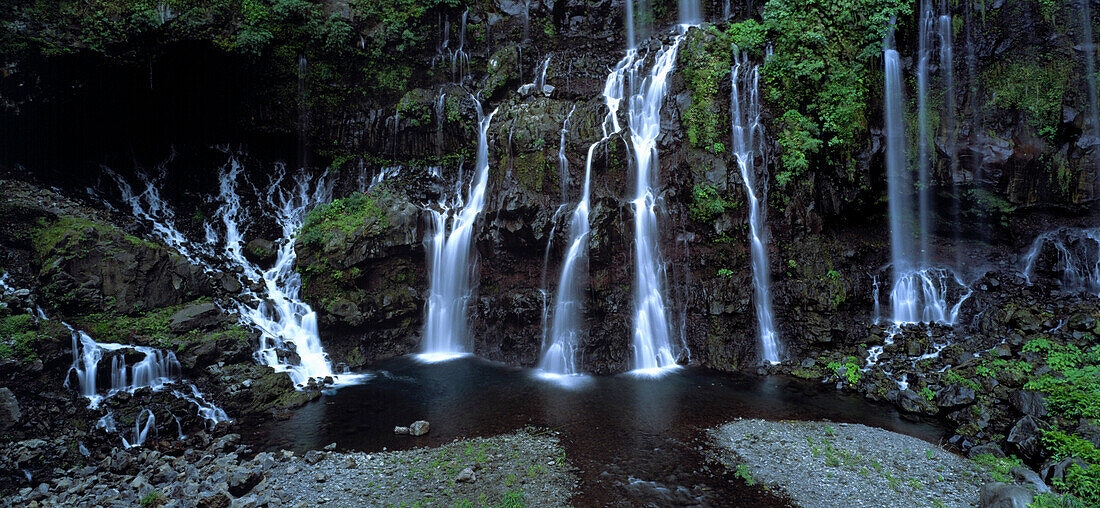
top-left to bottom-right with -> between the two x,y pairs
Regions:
168,302 -> 226,333
1006,416 -> 1044,460
0,387 -> 21,431
979,482 -> 1034,508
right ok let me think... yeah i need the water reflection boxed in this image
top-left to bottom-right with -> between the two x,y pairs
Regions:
247,356 -> 943,505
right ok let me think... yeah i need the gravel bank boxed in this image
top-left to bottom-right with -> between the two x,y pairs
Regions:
268,430 -> 576,507
2,429 -> 576,507
709,419 -> 995,508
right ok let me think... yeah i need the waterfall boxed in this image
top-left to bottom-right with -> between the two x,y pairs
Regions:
627,28 -> 688,373
536,55 -> 552,93
884,25 -> 970,326
679,0 -> 701,26
917,0 -> 934,268
209,160 -> 340,384
540,54 -> 632,375
626,0 -> 652,50
107,157 -> 347,386
1022,228 -> 1100,295
1081,0 -> 1100,177
435,89 -> 447,158
940,10 -> 961,270
731,51 -> 781,364
421,100 -> 497,361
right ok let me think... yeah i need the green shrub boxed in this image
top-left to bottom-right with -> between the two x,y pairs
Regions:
689,183 -> 741,223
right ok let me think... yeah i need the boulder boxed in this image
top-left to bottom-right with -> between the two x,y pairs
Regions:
1042,457 -> 1088,485
168,302 -> 226,333
936,385 -> 976,409
979,482 -> 1033,508
409,420 -> 430,436
1006,416 -> 1043,460
1009,466 -> 1049,494
0,387 -> 21,430
1074,421 -> 1100,449
244,239 -> 277,265
1008,391 -> 1047,419
227,469 -> 262,497
898,389 -> 937,414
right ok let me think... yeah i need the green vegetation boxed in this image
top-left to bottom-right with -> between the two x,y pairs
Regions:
734,463 -> 756,485
981,50 -> 1072,140
32,215 -> 159,266
0,314 -> 48,361
970,453 -> 1022,483
72,299 -> 250,351
681,25 -> 734,153
299,189 -> 389,248
757,0 -> 910,190
139,490 -> 166,507
689,183 -> 738,223
827,356 -> 862,384
1022,338 -> 1100,420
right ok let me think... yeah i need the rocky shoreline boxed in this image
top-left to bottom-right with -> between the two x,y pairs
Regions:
2,429 -> 576,508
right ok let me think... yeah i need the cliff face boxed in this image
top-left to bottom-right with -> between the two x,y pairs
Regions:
2,0 -> 1099,373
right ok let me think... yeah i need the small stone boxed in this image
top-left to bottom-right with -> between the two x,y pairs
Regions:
303,451 -> 324,465
394,426 -> 410,435
314,473 -> 326,483
409,420 -> 430,436
455,467 -> 476,483
343,457 -> 357,469
323,443 -> 337,451
286,466 -> 299,475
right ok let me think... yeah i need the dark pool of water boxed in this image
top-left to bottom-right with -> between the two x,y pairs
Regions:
245,356 -> 946,506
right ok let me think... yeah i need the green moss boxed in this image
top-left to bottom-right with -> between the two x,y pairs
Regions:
511,151 -> 552,193
0,314 -> 42,361
32,215 -> 159,266
299,190 -> 389,248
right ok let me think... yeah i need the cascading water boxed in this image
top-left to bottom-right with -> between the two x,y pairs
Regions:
679,0 -> 701,26
212,161 -> 339,384
939,8 -> 961,268
62,323 -> 227,423
916,0 -> 934,267
730,51 -> 781,364
109,156 -> 347,386
421,100 -> 497,361
884,23 -> 970,327
1022,228 -> 1100,295
540,53 -> 632,376
1081,0 -> 1100,177
627,28 -> 689,373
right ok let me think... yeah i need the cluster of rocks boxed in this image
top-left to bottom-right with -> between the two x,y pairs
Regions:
5,433 -> 266,508
392,420 -> 430,436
